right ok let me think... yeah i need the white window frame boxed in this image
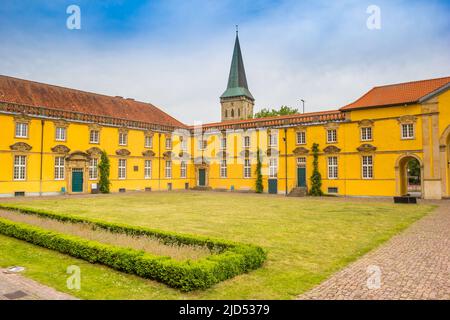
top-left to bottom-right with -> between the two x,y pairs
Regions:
401,123 -> 415,140
119,133 -> 128,146
269,158 -> 278,178
243,136 -> 251,149
89,158 -> 98,180
198,138 -> 207,150
145,135 -> 153,148
297,157 -> 306,167
90,130 -> 100,144
296,131 -> 306,145
144,159 -> 152,179
244,158 -> 251,178
360,127 -> 372,141
180,160 -> 187,178
118,159 -> 127,179
220,159 -> 227,178
54,156 -> 65,180
327,156 -> 338,179
327,129 -> 337,143
181,138 -> 188,151
55,127 -> 67,142
15,123 -> 28,138
362,155 -> 374,179
220,137 -> 227,150
165,160 -> 172,178
269,133 -> 278,147
165,137 -> 172,150
13,155 -> 26,181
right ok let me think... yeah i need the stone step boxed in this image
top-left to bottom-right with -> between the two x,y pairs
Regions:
288,187 -> 308,197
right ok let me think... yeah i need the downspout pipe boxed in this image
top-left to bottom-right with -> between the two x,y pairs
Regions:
284,128 -> 288,196
39,120 -> 45,196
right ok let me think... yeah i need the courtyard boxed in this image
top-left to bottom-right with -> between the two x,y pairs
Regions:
0,192 -> 437,299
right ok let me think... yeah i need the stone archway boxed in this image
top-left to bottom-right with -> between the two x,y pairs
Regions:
395,154 -> 423,197
439,125 -> 450,197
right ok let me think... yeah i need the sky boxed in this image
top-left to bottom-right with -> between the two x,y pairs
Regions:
0,0 -> 449,124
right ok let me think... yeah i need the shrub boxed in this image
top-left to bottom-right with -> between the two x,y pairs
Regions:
0,205 -> 266,291
310,143 -> 323,196
98,151 -> 111,194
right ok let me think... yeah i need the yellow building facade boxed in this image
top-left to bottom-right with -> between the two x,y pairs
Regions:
0,35 -> 449,200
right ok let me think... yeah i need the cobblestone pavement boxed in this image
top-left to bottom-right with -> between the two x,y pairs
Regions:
298,202 -> 450,300
0,269 -> 77,300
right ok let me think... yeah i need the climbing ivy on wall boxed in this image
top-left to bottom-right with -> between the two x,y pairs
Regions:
310,143 -> 323,196
98,151 -> 111,194
255,149 -> 263,193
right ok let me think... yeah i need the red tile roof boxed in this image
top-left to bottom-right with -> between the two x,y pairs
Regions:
340,76 -> 450,111
193,110 -> 345,130
0,75 -> 186,128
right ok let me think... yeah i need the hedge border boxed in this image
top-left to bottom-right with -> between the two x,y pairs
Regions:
0,205 -> 266,291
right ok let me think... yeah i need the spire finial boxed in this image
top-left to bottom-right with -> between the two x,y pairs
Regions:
236,25 -> 238,36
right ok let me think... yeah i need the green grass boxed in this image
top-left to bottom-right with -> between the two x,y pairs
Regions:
0,192 -> 434,299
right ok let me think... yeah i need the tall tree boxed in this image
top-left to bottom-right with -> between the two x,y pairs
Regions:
253,105 -> 298,119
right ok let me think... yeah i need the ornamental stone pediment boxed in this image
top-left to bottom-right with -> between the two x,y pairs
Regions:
86,147 -> 102,156
66,151 -> 90,161
292,147 -> 309,155
266,148 -> 279,157
10,142 -> 32,152
323,145 -> 341,154
358,119 -> 374,127
397,115 -> 417,124
357,144 -> 377,152
163,151 -> 173,159
216,151 -> 228,159
239,150 -> 255,158
178,151 -> 191,159
116,149 -> 131,156
142,150 -> 156,158
51,145 -> 71,154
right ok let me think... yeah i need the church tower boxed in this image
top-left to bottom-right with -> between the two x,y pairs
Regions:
220,29 -> 254,121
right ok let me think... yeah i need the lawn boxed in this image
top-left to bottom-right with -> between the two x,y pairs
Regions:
0,192 -> 434,299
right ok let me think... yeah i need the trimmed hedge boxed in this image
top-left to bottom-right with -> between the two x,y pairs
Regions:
0,205 -> 266,291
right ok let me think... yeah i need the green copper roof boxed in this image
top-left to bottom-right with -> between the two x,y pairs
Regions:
221,34 -> 254,101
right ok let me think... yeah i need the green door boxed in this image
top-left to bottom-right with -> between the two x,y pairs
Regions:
198,169 -> 206,186
297,167 -> 306,187
72,170 -> 83,193
268,179 -> 278,194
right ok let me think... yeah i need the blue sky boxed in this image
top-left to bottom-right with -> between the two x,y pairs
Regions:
1,0 -> 449,123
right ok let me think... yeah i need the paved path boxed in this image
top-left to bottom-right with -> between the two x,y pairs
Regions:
0,269 -> 77,300
298,202 -> 450,300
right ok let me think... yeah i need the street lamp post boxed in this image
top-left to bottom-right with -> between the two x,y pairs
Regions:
300,99 -> 305,114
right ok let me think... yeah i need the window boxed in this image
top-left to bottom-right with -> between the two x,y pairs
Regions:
13,155 -> 26,181
55,127 -> 66,141
90,130 -> 100,144
165,160 -> 172,178
165,137 -> 172,150
328,187 -> 338,194
145,135 -> 153,148
362,155 -> 373,179
180,160 -> 187,178
89,158 -> 98,180
199,138 -> 207,150
238,109 -> 241,117
243,136 -> 250,149
297,157 -> 306,167
181,138 -> 187,151
328,156 -> 338,179
327,129 -> 337,143
144,160 -> 152,179
401,123 -> 414,139
119,132 -> 128,146
220,159 -> 227,178
231,109 -> 234,117
269,133 -> 278,147
361,127 -> 372,141
221,137 -> 227,150
54,157 -> 65,180
118,159 -> 127,179
225,110 -> 228,118
269,158 -> 278,178
296,131 -> 306,145
15,123 -> 28,138
244,158 -> 251,178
